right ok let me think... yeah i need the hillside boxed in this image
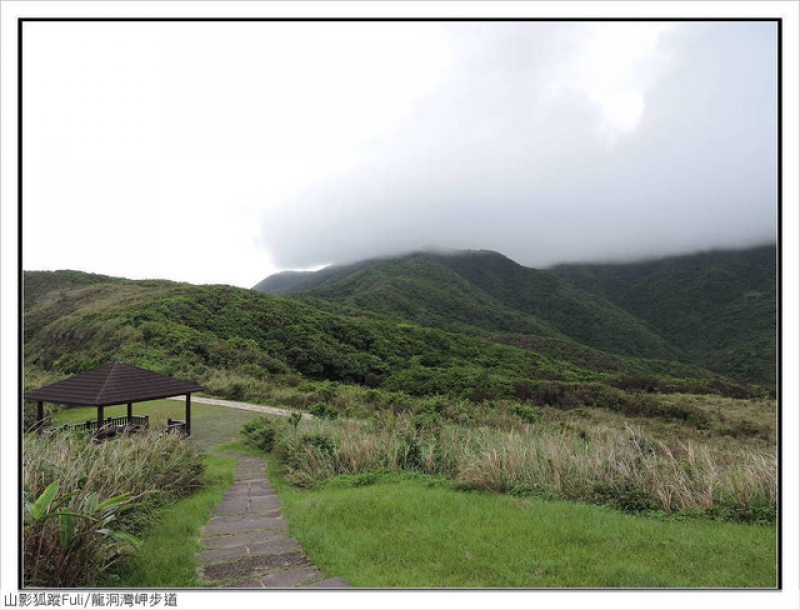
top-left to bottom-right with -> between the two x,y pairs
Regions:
255,251 -> 682,363
252,259 -> 379,295
551,244 -> 777,385
23,269 -> 131,311
24,270 -> 746,407
254,247 -> 777,387
287,254 -> 562,339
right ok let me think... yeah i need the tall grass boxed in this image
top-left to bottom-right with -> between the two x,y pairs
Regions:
110,454 -> 237,587
23,431 -> 206,587
456,424 -> 775,518
248,414 -> 776,521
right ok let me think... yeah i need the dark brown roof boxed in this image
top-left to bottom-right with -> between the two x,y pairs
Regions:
24,360 -> 205,407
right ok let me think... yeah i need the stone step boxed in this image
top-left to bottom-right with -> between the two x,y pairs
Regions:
200,550 -> 309,582
202,513 -> 286,536
197,538 -> 302,565
197,452 -> 351,588
200,528 -> 287,549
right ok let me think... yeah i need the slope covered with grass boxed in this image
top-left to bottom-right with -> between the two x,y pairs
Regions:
551,244 -> 777,385
270,466 -> 776,587
294,254 -> 561,338
24,271 -> 745,409
256,251 -> 682,362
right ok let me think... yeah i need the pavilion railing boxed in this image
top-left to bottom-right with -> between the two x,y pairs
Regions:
39,415 -> 150,436
165,418 -> 187,435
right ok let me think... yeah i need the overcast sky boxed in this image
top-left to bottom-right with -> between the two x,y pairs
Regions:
22,20 -> 778,287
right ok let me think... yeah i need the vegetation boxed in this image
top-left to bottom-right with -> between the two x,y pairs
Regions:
244,409 -> 775,522
21,245 -> 778,587
256,246 -> 776,387
24,266 -> 764,419
109,453 -> 237,587
23,431 -> 206,587
267,456 -> 776,587
258,251 -> 681,361
551,244 -> 777,385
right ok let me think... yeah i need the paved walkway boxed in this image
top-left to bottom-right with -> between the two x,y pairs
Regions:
196,454 -> 351,589
167,395 -> 314,419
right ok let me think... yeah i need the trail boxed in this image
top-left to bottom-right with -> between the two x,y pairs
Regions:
166,395 -> 314,419
196,454 -> 351,588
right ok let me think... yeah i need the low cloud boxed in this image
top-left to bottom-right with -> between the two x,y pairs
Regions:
258,21 -> 777,270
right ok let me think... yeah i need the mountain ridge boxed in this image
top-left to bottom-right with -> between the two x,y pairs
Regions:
253,245 -> 776,385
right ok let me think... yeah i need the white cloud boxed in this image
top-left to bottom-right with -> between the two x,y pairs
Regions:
23,21 -> 452,286
257,21 -> 777,271
22,21 -> 777,285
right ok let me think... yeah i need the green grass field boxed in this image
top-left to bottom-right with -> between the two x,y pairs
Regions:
269,467 -> 777,588
51,403 -> 776,588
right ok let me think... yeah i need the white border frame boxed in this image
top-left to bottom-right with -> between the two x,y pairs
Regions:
2,3 -> 797,609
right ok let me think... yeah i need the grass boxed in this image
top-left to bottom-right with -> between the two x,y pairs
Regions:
108,453 -> 238,587
268,464 -> 777,588
23,430 -> 208,587
47,400 -> 777,588
46,403 -> 264,586
252,409 -> 775,520
50,399 -> 260,451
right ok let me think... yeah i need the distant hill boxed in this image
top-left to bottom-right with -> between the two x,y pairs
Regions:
281,254 -> 562,339
550,244 -> 777,385
252,259 -> 379,295
432,251 -> 682,361
24,269 -> 743,405
255,251 -> 682,362
254,245 -> 776,386
23,270 -> 129,311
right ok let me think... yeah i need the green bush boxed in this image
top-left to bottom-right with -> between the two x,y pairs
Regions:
309,403 -> 339,420
302,433 -> 336,456
23,431 -> 206,587
510,403 -> 542,424
242,417 -> 278,452
24,480 -> 139,587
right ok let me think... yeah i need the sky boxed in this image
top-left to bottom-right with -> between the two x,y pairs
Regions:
22,19 -> 778,288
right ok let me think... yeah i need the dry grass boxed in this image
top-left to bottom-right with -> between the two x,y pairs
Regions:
258,411 -> 776,520
23,430 -> 207,586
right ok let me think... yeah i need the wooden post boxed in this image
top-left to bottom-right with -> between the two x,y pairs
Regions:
127,402 -> 133,424
36,401 -> 44,430
98,406 -> 104,431
185,394 -> 192,436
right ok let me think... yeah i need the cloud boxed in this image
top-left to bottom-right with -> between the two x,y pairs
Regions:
258,21 -> 777,270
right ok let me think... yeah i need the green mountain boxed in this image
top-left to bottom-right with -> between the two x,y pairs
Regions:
254,246 -> 776,387
283,254 -> 562,339
550,244 -> 777,385
23,269 -> 130,311
252,258 -> 380,295
256,251 -> 682,362
23,270 -> 742,407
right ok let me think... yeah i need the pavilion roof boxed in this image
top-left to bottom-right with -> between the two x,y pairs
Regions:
23,360 -> 205,407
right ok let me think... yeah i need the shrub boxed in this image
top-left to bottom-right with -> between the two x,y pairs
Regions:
242,417 -> 278,452
302,433 -> 336,456
510,403 -> 542,424
513,381 -> 534,401
23,431 -> 206,587
24,480 -> 139,587
309,403 -> 340,420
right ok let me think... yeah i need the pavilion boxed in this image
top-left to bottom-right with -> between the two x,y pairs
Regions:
24,359 -> 205,436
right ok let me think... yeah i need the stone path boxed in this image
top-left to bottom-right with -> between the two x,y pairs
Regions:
196,454 -> 351,589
